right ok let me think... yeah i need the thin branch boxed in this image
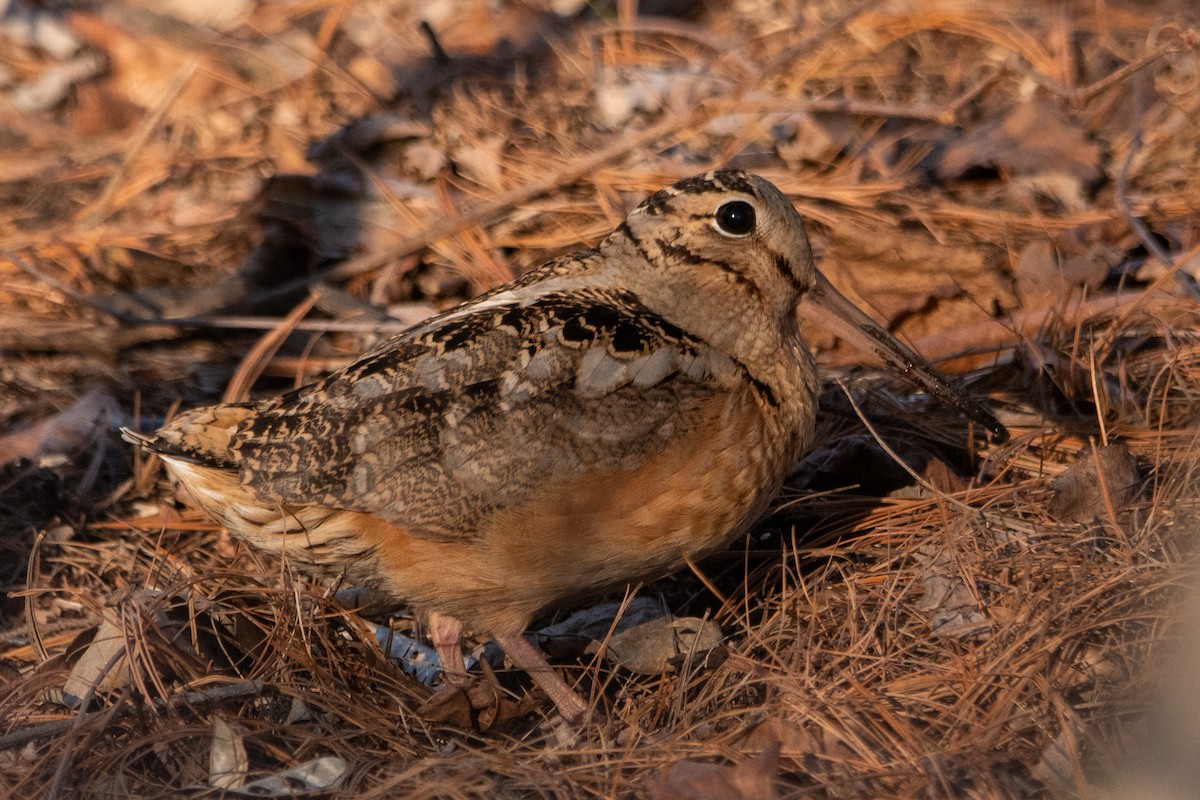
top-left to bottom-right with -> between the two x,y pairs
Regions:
1007,29 -> 1196,105
0,680 -> 266,753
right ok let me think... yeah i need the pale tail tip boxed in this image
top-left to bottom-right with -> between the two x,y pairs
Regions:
120,426 -> 154,449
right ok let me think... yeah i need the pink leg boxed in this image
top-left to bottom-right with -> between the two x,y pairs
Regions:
428,611 -> 469,687
494,633 -> 590,724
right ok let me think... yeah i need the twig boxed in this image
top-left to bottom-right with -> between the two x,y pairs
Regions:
418,20 -> 450,65
0,680 -> 266,753
1074,33 -> 1195,104
742,64 -> 1002,125
1007,30 -> 1196,105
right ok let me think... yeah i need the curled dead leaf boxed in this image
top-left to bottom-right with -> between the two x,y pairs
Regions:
937,99 -> 1102,184
650,742 -> 781,800
0,388 -> 121,466
914,535 -> 992,640
61,619 -> 129,706
1048,444 -> 1141,524
599,616 -> 724,676
209,717 -> 248,790
209,756 -> 348,797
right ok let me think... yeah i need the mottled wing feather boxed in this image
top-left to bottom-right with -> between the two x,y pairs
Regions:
229,290 -> 749,540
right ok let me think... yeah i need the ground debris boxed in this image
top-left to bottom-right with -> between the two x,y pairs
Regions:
2,1 -> 1200,798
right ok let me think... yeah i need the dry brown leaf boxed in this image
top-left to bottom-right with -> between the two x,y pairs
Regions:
61,619 -> 128,704
452,135 -> 508,191
818,224 -> 1013,344
67,13 -> 227,113
67,78 -> 146,136
937,99 -> 1102,184
209,717 -> 248,790
1048,444 -> 1142,524
417,675 -> 534,730
650,742 -> 781,800
404,143 -> 449,181
602,616 -> 724,676
1013,230 -> 1121,308
741,716 -> 859,767
770,112 -> 839,165
914,534 -> 991,640
0,388 -> 121,466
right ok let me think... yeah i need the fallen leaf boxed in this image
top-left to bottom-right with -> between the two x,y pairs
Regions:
0,389 -> 122,466
937,99 -> 1102,184
364,622 -> 443,686
209,717 -> 248,790
9,52 -> 105,113
61,619 -> 128,705
418,685 -> 474,728
774,112 -> 845,166
742,717 -> 856,770
0,3 -> 82,59
818,224 -> 1014,343
405,143 -> 449,180
219,756 -> 348,797
1030,719 -> 1091,797
417,674 -> 534,730
1048,444 -> 1141,524
602,616 -> 724,676
914,534 -> 992,640
598,66 -> 719,128
534,598 -> 669,660
67,13 -> 228,112
1013,228 -> 1121,308
452,135 -> 507,190
650,742 -> 781,800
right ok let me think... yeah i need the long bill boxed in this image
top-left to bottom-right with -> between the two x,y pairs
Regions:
802,268 -> 1009,443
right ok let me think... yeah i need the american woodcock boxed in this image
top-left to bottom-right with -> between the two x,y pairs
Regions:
124,170 -> 1005,724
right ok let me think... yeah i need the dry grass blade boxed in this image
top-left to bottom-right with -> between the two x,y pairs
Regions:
222,292 -> 320,404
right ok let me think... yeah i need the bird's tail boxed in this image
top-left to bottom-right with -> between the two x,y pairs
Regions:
121,403 -> 256,468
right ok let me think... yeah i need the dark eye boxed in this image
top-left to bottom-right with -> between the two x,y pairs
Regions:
714,200 -> 756,237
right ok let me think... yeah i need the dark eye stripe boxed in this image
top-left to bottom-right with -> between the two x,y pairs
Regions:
773,254 -> 806,294
654,237 -> 761,300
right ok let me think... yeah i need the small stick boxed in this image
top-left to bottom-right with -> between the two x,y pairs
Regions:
0,680 -> 266,753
